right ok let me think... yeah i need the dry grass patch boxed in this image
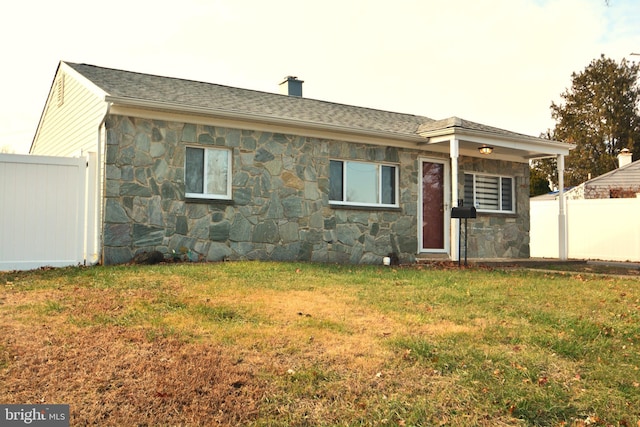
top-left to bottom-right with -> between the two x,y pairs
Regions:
1,262 -> 639,426
1,323 -> 265,425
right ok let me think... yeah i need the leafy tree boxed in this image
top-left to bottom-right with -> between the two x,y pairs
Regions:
530,164 -> 551,196
529,130 -> 554,195
530,129 -> 559,193
544,55 -> 640,187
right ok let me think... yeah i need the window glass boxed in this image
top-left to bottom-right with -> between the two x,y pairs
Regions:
346,162 -> 377,203
205,148 -> 228,195
185,147 -> 204,194
329,160 -> 397,207
381,165 -> 395,205
464,173 -> 514,213
329,160 -> 343,201
476,175 -> 499,210
463,174 -> 474,207
185,146 -> 231,199
501,177 -> 513,211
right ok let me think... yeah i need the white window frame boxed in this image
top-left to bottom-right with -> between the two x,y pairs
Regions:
185,146 -> 232,200
329,159 -> 399,208
464,172 -> 515,213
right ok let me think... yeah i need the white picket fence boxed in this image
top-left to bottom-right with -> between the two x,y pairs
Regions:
0,153 -> 98,271
531,197 -> 640,262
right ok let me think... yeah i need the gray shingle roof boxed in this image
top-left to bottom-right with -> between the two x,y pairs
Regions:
586,159 -> 640,187
65,62 -> 565,148
417,117 -> 537,140
66,62 -> 435,137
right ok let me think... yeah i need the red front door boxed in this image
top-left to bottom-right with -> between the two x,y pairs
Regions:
422,161 -> 445,250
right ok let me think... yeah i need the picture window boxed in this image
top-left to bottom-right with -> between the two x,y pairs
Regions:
330,160 -> 398,207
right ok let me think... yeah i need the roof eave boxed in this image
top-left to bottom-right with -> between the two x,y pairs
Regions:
105,96 -> 427,144
420,126 -> 575,156
104,95 -> 575,158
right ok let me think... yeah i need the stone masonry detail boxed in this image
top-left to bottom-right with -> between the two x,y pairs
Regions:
458,157 -> 530,259
102,115 -> 531,264
102,116 -> 420,265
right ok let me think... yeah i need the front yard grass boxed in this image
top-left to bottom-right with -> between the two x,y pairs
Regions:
1,262 -> 639,426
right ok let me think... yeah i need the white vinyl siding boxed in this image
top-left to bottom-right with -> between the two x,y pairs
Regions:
31,66 -> 107,157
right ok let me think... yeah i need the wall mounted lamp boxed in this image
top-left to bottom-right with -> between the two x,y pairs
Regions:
478,145 -> 494,155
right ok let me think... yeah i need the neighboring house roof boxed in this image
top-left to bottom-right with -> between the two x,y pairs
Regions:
538,159 -> 640,200
579,158 -> 640,187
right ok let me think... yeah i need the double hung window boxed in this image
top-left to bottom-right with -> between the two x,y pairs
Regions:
329,160 -> 398,207
464,173 -> 514,213
185,146 -> 232,200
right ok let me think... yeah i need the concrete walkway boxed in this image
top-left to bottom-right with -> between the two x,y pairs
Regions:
417,257 -> 640,274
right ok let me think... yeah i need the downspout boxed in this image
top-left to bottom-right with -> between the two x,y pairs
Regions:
450,138 -> 460,261
557,154 -> 567,260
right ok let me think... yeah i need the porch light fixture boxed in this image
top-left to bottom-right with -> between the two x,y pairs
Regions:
478,145 -> 493,155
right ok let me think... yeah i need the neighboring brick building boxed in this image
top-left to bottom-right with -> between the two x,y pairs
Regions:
565,149 -> 640,200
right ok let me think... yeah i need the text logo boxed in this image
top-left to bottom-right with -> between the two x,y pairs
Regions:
0,405 -> 69,426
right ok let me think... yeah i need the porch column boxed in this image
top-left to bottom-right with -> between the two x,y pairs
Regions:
557,154 -> 568,260
450,138 -> 459,261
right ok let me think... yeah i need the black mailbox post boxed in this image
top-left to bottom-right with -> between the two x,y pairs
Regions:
451,206 -> 476,266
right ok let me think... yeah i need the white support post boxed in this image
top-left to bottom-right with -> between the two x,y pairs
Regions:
557,154 -> 568,260
450,138 -> 460,262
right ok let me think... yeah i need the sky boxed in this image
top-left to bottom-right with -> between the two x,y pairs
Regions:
1,0 -> 639,154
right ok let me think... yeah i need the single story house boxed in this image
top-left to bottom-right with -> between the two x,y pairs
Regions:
30,61 -> 573,265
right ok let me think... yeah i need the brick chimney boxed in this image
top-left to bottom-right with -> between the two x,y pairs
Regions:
279,76 -> 303,97
618,148 -> 633,168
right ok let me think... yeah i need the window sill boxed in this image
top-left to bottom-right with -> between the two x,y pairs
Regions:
185,197 -> 235,205
329,203 -> 401,212
475,211 -> 517,218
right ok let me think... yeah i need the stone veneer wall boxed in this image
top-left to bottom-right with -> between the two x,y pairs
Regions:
458,157 -> 530,259
102,115 -> 422,265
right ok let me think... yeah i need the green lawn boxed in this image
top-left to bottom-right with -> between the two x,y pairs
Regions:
1,262 -> 639,426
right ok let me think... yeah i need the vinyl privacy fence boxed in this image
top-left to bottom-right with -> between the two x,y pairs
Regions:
0,153 -> 98,271
530,197 -> 640,262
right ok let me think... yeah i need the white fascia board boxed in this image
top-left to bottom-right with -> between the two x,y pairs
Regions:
60,62 -> 110,99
